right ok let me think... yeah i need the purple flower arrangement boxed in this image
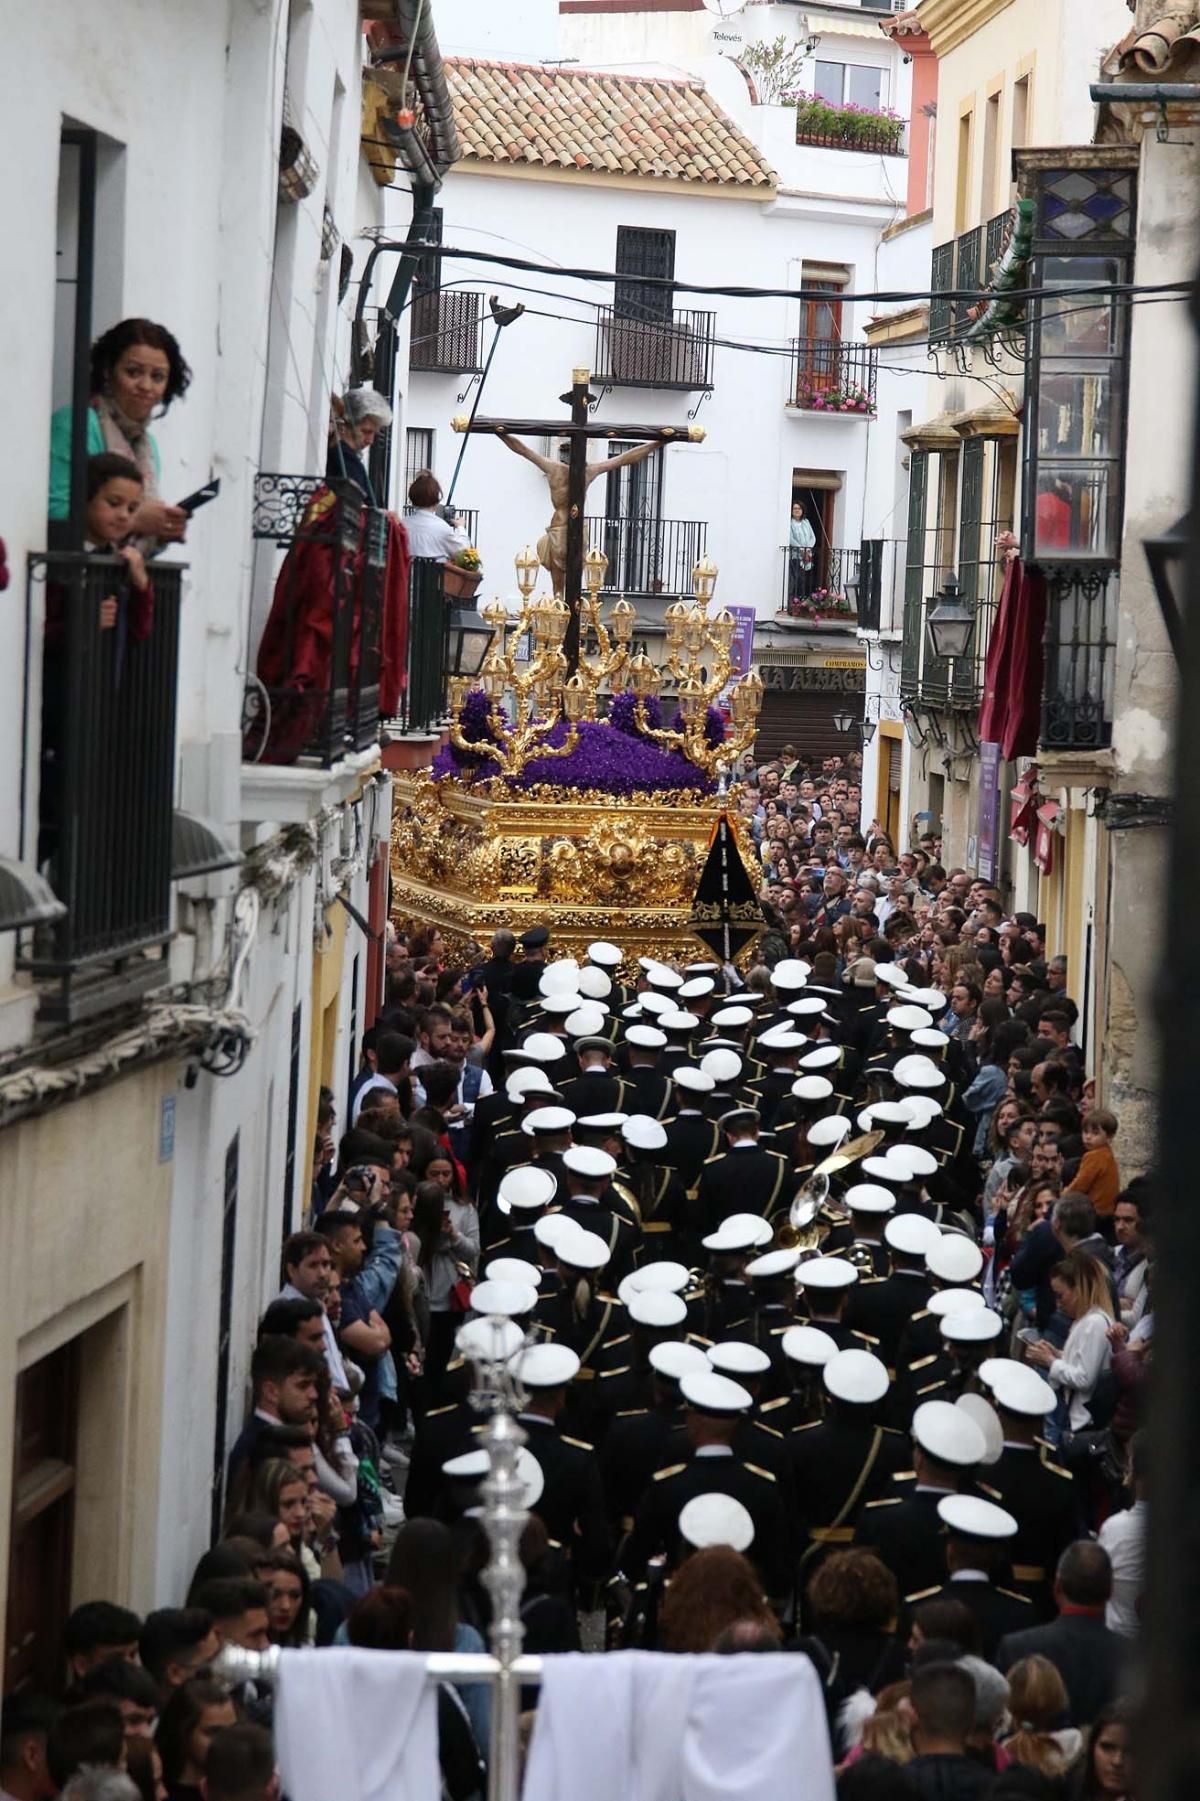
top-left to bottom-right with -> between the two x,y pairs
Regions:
608,688 -> 663,738
668,704 -> 727,750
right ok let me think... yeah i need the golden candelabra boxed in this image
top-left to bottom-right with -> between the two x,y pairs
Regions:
445,546 -> 763,782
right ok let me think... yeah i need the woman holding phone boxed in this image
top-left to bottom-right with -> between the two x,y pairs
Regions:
49,316 -> 192,546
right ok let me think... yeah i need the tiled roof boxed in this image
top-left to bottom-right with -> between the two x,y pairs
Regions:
1117,13 -> 1200,75
443,57 -> 776,189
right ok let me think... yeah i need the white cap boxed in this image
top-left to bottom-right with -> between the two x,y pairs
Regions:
771,959 -> 811,991
497,1166 -> 558,1212
442,1446 -> 545,1510
645,964 -> 684,992
627,1289 -> 688,1329
626,1025 -> 667,1050
540,992 -> 580,1016
510,1343 -> 581,1388
937,1493 -> 1018,1540
701,1049 -> 743,1084
702,1213 -> 774,1253
505,1067 -> 556,1103
799,1044 -> 841,1071
912,1028 -> 950,1051
873,964 -> 908,988
659,1009 -> 700,1033
807,1116 -> 852,1148
562,1145 -> 616,1179
673,1066 -> 715,1095
746,1246 -> 802,1280
566,1004 -> 609,1038
912,1398 -> 986,1467
556,1227 -> 610,1271
926,1233 -> 985,1284
484,1257 -> 542,1289
884,1145 -> 939,1181
679,1494 -> 755,1554
844,1183 -> 897,1216
649,1341 -> 710,1382
636,992 -> 674,1018
522,1032 -> 569,1064
577,967 -> 613,1001
576,1113 -> 628,1134
781,1325 -> 839,1367
711,1005 -> 754,1029
442,1449 -> 490,1481
470,1279 -> 539,1317
941,1308 -> 1004,1344
884,1213 -> 943,1256
533,1213 -> 577,1252
540,958 -> 581,993
824,1348 -> 890,1405
791,1075 -> 834,1104
680,1371 -> 753,1414
758,1024 -> 808,1052
522,1105 -> 576,1137
795,1256 -> 858,1291
707,1341 -> 772,1378
926,1287 -> 987,1319
679,977 -> 716,1001
893,1054 -> 947,1091
587,940 -> 623,968
786,996 -> 827,1020
955,1394 -> 1005,1465
455,1317 -> 525,1364
985,1361 -> 1057,1417
861,1156 -> 905,1186
861,1101 -> 914,1129
626,1260 -> 691,1294
902,989 -> 946,1013
903,1096 -> 945,1129
622,1115 -> 668,1152
886,1005 -> 934,1032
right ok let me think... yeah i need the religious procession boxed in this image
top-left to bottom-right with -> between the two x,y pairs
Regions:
4,0 -> 1195,1797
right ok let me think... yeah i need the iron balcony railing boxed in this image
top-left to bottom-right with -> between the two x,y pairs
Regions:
794,109 -> 906,157
403,505 -> 479,548
985,208 -> 1012,280
789,338 -> 878,413
931,220 -> 1012,347
593,306 -> 716,390
930,241 -> 955,347
400,557 -> 451,735
1040,566 -> 1117,751
954,226 -> 982,336
583,516 -> 708,596
25,552 -> 182,1023
248,475 -> 388,766
410,289 -> 486,375
779,546 -> 862,621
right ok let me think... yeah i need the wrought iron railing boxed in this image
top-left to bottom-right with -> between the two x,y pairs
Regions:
778,546 -> 862,621
593,306 -> 716,390
403,505 -> 479,547
583,516 -> 707,595
985,209 -> 1012,279
25,552 -> 182,1022
789,338 -> 878,412
954,226 -> 983,336
1040,566 -> 1116,750
401,557 -> 450,734
410,289 -> 486,375
247,475 -> 388,766
794,112 -> 906,157
930,241 -> 955,347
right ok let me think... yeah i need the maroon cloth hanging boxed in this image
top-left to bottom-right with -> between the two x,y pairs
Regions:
977,556 -> 1048,760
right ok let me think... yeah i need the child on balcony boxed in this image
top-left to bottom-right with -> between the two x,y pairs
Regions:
83,452 -> 154,639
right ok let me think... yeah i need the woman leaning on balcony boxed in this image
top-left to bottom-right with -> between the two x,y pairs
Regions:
48,316 -> 192,546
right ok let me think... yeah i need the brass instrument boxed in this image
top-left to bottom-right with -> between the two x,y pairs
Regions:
777,1171 -> 830,1251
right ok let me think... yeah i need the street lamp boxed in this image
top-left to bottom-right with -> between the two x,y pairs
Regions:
1143,514 -> 1187,664
447,606 -> 494,679
925,574 -> 975,663
861,717 -> 878,747
832,707 -> 856,735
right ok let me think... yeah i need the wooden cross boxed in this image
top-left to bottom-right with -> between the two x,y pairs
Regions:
451,367 -> 704,671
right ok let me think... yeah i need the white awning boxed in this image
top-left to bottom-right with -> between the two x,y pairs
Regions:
804,9 -> 892,42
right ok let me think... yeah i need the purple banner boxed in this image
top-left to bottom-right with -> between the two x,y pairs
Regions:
977,740 -> 1001,882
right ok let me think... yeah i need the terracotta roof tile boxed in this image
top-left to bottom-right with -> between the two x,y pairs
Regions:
443,57 -> 776,189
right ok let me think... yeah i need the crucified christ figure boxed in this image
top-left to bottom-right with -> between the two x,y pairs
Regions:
497,431 -> 666,597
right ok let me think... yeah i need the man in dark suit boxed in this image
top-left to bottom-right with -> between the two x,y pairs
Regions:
995,1540 -> 1128,1725
510,925 -> 551,1003
695,1108 -> 788,1237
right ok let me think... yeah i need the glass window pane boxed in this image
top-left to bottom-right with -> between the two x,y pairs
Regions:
814,62 -> 844,105
1038,257 -> 1122,355
1034,462 -> 1121,560
846,65 -> 884,111
1037,363 -> 1120,459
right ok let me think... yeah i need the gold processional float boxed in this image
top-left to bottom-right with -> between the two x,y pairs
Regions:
389,538 -> 767,971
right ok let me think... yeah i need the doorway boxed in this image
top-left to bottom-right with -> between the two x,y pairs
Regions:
6,1340 -> 80,1693
789,478 -> 836,598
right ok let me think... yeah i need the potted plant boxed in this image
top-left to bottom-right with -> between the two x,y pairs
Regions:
443,545 -> 483,599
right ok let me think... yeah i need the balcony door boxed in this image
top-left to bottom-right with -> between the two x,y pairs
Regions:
798,279 -> 844,398
6,1339 -> 80,1694
611,226 -> 676,384
603,440 -> 664,593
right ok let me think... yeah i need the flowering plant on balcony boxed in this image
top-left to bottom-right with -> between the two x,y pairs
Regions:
449,545 -> 482,571
786,589 -> 853,623
794,380 -> 876,416
788,95 -> 905,154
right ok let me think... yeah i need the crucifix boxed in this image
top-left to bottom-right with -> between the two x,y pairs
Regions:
451,366 -> 705,671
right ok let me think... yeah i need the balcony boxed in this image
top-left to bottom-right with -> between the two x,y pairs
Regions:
410,290 -> 486,375
399,557 -> 451,736
403,505 -> 479,548
788,339 -> 878,414
777,547 -> 862,623
583,516 -> 707,597
793,97 -> 905,157
930,214 -> 1014,347
1040,567 -> 1116,752
593,307 -> 715,391
246,476 -> 389,767
23,552 -> 182,1024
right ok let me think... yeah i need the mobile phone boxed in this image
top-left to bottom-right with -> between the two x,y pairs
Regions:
1017,1327 -> 1040,1345
177,477 -> 221,515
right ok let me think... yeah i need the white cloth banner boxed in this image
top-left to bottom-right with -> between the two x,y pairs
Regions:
522,1651 -> 835,1801
274,1648 -> 439,1801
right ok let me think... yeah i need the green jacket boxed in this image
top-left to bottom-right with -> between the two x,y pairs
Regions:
48,404 -> 161,520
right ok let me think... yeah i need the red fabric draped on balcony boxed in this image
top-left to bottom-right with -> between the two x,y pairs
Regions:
977,554 -> 1047,761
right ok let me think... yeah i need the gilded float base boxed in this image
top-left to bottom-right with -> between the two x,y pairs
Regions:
389,774 -> 757,972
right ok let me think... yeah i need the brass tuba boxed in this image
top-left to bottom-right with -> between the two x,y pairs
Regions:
777,1171 -> 830,1251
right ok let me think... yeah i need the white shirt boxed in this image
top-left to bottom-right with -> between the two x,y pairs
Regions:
1098,1499 -> 1146,1637
1049,1306 -> 1112,1431
279,1282 -> 348,1390
404,507 -> 468,559
351,1072 -> 398,1124
411,1059 -> 494,1119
